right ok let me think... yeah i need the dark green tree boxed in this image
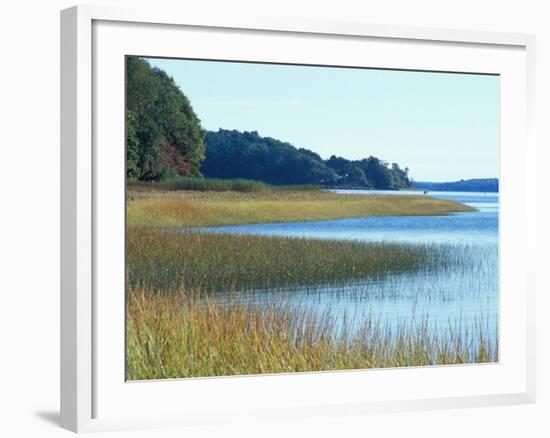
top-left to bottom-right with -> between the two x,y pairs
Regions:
126,57 -> 205,180
153,69 -> 205,176
202,130 -> 337,185
126,110 -> 140,179
202,130 -> 410,189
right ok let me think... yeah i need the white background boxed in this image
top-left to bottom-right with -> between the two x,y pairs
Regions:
0,0 -> 547,437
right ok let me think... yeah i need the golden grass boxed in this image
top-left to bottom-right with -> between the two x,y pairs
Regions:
125,184 -> 487,380
127,189 -> 475,227
126,287 -> 497,380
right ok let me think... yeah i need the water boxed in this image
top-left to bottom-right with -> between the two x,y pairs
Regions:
200,191 -> 499,350
200,191 -> 498,246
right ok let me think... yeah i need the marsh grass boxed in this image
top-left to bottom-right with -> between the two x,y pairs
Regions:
160,175 -> 270,192
129,179 -> 321,193
127,228 -> 448,292
125,184 -> 493,380
126,286 -> 498,380
127,189 -> 474,228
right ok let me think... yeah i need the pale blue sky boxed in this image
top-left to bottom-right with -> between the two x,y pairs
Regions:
147,57 -> 499,182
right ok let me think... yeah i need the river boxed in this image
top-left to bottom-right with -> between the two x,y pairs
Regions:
200,190 -> 499,349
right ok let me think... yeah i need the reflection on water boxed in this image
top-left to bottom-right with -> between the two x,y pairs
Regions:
201,191 -> 499,350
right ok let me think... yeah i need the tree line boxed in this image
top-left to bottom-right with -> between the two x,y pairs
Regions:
126,57 -> 411,189
203,130 -> 410,189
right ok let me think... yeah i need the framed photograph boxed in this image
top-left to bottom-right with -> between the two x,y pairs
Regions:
61,5 -> 536,433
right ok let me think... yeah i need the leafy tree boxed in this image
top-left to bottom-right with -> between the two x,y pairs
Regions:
153,69 -> 205,176
126,111 -> 140,179
126,57 -> 205,180
356,157 -> 393,189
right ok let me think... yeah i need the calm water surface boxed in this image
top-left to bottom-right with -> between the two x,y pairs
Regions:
201,191 -> 499,347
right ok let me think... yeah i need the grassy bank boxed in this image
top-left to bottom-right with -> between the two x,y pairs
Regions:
153,175 -> 319,192
128,228 -> 445,292
127,287 -> 497,380
161,176 -> 270,192
127,189 -> 475,228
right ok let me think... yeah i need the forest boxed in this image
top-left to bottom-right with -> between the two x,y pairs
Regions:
126,57 -> 411,189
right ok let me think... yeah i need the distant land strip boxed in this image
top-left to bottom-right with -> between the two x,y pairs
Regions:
412,178 -> 498,193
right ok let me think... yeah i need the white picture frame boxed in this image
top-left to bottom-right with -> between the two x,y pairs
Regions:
60,4 -> 537,433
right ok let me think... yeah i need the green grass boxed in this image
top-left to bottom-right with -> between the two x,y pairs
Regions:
126,286 -> 497,380
127,189 -> 475,228
127,227 -> 445,292
160,175 -> 271,192
131,177 -> 321,193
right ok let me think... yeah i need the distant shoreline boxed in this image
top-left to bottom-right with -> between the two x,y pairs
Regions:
412,178 -> 498,193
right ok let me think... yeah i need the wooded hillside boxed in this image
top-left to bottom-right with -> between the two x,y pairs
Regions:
126,57 -> 411,189
203,129 -> 411,189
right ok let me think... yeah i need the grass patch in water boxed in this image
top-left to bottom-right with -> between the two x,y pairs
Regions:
127,227 -> 445,292
127,188 -> 475,228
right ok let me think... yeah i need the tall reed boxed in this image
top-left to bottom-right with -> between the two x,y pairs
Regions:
127,286 -> 498,380
127,228 -> 447,292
